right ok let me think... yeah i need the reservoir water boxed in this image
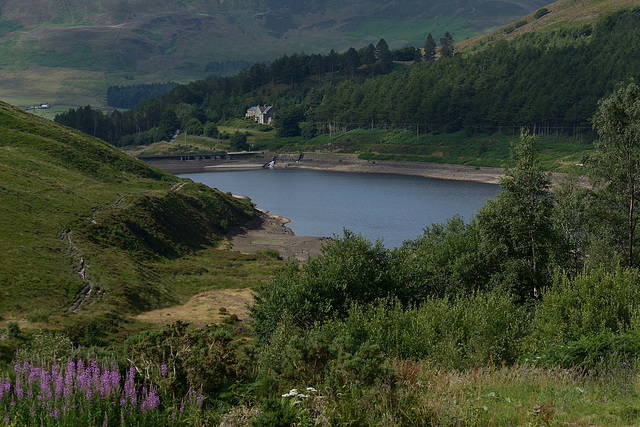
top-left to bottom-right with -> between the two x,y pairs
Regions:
179,169 -> 501,249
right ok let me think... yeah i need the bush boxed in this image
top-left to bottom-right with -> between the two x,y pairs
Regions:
250,231 -> 393,340
6,322 -> 20,338
535,8 -> 549,19
256,314 -> 393,390
124,321 -> 243,397
391,216 -> 485,300
528,268 -> 640,353
229,132 -> 250,151
339,292 -> 528,368
532,332 -> 640,369
184,118 -> 204,136
256,248 -> 282,260
26,309 -> 49,323
26,330 -> 73,363
203,121 -> 219,138
300,122 -> 318,140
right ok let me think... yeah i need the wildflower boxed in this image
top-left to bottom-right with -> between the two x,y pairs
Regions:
140,389 -> 160,412
161,362 -> 168,378
55,374 -> 64,397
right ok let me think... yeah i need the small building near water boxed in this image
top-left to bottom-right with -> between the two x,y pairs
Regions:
246,105 -> 276,124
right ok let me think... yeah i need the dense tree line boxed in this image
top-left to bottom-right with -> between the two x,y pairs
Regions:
55,8 -> 640,146
311,9 -> 640,134
106,82 -> 178,109
55,38 -> 415,144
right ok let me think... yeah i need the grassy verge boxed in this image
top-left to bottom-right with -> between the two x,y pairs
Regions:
256,129 -> 594,173
309,360 -> 640,425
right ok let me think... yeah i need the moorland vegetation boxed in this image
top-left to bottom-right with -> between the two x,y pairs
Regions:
4,82 -> 640,424
5,2 -> 640,426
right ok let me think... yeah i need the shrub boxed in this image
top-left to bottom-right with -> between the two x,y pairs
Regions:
256,314 -> 393,390
6,322 -> 20,339
528,268 -> 640,353
532,332 -> 640,369
124,321 -> 243,397
229,132 -> 250,151
184,118 -> 204,136
340,292 -> 529,368
250,231 -> 393,340
26,330 -> 73,363
391,216 -> 485,300
203,121 -> 219,138
255,249 -> 282,260
26,309 -> 49,323
535,8 -> 549,19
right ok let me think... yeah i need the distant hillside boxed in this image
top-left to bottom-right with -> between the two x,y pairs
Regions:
0,100 -> 253,317
459,0 -> 640,52
0,0 -> 550,106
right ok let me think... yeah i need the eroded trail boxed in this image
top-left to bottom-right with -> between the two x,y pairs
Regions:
62,229 -> 104,313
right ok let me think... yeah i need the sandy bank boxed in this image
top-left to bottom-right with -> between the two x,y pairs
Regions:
282,153 -> 504,185
141,152 -> 505,184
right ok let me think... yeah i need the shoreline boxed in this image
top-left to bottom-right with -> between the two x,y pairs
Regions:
283,153 -> 504,185
143,153 -> 576,259
142,152 -> 506,185
224,207 -> 329,262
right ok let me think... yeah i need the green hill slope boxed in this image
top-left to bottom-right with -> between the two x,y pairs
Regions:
459,0 -> 640,52
0,101 -> 254,318
0,0 -> 549,106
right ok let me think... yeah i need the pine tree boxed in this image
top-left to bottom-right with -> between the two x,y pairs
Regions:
424,33 -> 437,63
376,38 -> 392,73
440,31 -> 455,58
344,47 -> 360,79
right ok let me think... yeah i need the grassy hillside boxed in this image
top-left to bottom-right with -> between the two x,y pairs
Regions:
0,0 -> 548,107
0,101 -> 274,323
459,0 -> 640,52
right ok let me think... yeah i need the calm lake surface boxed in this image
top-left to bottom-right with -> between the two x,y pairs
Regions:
179,169 -> 501,248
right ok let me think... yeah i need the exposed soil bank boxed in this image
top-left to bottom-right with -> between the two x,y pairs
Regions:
141,152 -> 505,184
224,207 -> 329,262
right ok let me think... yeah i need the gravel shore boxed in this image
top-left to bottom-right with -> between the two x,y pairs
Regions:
142,152 -> 505,184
